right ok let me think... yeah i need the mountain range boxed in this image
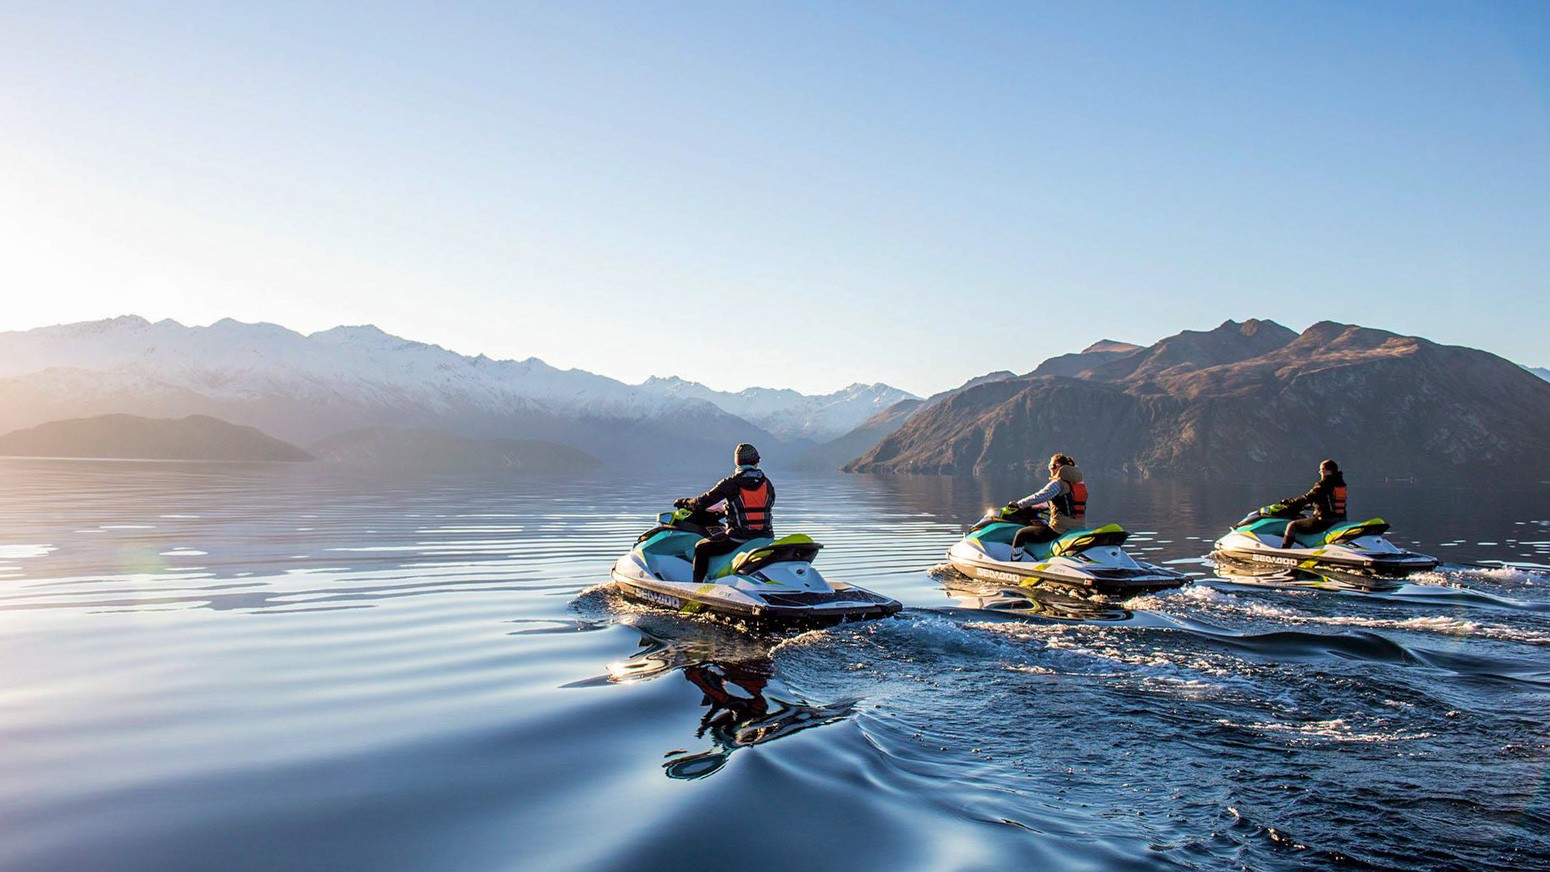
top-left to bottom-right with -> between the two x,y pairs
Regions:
0,413 -> 314,462
0,316 -> 914,472
2,315 -> 1545,482
843,319 -> 1550,483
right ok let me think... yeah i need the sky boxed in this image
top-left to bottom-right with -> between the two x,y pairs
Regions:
0,1 -> 1546,396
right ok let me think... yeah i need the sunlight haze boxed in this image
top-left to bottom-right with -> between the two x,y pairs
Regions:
1,1 -> 1547,394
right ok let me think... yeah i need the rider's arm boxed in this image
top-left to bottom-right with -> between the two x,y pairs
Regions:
1014,479 -> 1062,509
687,476 -> 737,512
1280,482 -> 1320,512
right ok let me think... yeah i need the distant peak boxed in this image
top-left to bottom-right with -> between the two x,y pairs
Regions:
1082,339 -> 1139,354
69,314 -> 152,331
311,324 -> 395,340
204,317 -> 299,335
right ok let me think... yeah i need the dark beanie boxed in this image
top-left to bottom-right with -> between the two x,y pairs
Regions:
735,443 -> 760,466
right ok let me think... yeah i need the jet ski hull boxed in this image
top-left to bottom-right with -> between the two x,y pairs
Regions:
1210,531 -> 1438,577
1207,556 -> 1407,592
946,536 -> 1188,597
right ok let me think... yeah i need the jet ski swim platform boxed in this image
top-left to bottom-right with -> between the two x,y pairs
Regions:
946,516 -> 1189,596
611,507 -> 901,625
1211,510 -> 1438,577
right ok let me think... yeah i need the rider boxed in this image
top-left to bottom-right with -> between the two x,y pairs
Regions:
1006,453 -> 1087,558
1277,459 -> 1347,548
680,443 -> 775,584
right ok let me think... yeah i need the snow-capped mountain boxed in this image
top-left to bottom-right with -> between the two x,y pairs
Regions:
635,376 -> 919,443
0,316 -> 780,470
1525,365 -> 1550,382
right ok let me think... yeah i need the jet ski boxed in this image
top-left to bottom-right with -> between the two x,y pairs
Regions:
1210,504 -> 1438,576
945,511 -> 1189,596
610,505 -> 901,625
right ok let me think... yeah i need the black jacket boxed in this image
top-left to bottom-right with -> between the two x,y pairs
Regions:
689,468 -> 775,538
1282,471 -> 1347,522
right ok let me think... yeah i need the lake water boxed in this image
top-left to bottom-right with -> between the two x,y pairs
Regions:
1,459 -> 1546,871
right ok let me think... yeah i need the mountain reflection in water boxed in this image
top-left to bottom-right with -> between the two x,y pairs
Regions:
0,459 -> 1546,872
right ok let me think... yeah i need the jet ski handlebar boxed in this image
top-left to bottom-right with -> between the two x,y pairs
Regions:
1234,503 -> 1305,527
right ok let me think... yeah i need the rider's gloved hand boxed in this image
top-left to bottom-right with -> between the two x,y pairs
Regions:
673,497 -> 691,509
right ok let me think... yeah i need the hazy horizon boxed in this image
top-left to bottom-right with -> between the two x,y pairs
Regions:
5,310 -> 1545,399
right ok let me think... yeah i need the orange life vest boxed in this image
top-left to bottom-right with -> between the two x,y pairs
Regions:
1331,485 -> 1347,520
728,480 -> 773,535
1053,481 -> 1087,521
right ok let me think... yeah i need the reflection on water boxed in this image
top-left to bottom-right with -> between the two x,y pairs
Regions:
938,571 -> 1138,621
1207,556 -> 1408,593
0,458 -> 1547,872
567,616 -> 859,780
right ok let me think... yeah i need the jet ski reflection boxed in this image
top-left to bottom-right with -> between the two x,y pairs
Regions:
1208,555 -> 1406,593
601,615 -> 858,780
941,575 -> 1136,621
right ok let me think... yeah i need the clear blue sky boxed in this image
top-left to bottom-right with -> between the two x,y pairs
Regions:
1,1 -> 1546,395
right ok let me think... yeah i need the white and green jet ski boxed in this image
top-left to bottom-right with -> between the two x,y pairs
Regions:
1210,505 -> 1438,576
610,506 -> 901,625
946,512 -> 1188,596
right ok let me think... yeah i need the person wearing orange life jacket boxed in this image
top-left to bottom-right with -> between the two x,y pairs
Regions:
679,443 -> 776,584
1277,459 -> 1348,548
1004,453 -> 1087,559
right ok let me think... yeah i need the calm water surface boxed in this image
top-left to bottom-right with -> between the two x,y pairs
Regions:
1,459 -> 1547,871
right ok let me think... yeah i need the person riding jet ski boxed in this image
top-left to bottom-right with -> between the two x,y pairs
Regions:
1211,459 -> 1435,576
1275,459 -> 1346,548
1001,453 -> 1086,560
614,442 -> 899,623
947,452 -> 1186,595
677,443 -> 776,584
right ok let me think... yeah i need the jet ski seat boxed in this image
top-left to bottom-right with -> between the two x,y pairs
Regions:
1050,524 -> 1129,556
1322,518 -> 1389,544
706,535 -> 822,579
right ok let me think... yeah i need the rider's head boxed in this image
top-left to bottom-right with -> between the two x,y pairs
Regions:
1048,453 -> 1074,474
735,443 -> 761,467
1320,459 -> 1339,476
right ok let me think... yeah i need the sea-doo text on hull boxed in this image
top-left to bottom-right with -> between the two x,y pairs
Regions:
946,515 -> 1189,596
1210,506 -> 1438,576
611,506 -> 901,625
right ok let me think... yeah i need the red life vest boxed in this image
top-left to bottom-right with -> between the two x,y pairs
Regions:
728,480 -> 773,535
1331,485 -> 1347,520
1053,481 -> 1087,521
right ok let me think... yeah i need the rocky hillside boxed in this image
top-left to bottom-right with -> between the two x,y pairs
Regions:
844,320 -> 1550,483
1028,340 -> 1142,378
794,398 -> 923,470
0,414 -> 313,461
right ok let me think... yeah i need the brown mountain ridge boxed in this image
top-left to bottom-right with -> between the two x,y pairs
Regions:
844,319 -> 1550,483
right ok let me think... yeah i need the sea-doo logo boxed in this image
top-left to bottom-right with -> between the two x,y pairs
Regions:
630,588 -> 685,608
978,568 -> 1022,583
